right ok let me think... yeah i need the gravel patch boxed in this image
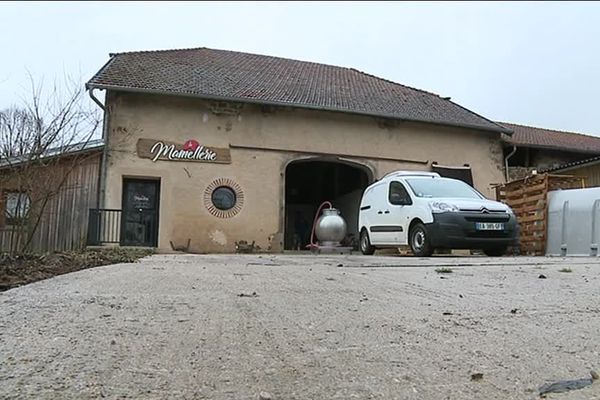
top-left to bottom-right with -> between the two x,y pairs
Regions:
0,254 -> 599,399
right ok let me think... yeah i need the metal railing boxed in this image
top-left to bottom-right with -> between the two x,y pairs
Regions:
87,209 -> 122,246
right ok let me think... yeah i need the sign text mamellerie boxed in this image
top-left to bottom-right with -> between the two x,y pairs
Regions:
137,138 -> 231,164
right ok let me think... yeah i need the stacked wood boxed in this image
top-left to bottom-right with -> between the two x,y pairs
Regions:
495,174 -> 584,255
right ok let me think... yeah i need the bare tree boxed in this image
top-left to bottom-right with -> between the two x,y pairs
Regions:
0,75 -> 101,254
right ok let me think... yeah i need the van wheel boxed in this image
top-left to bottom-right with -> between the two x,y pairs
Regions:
483,247 -> 507,257
360,229 -> 375,255
409,223 -> 433,257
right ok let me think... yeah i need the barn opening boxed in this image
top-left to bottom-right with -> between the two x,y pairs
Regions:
284,159 -> 371,250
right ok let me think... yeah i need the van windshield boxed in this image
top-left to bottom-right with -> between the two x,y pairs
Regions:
405,178 -> 483,199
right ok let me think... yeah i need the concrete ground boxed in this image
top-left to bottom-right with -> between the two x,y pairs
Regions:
0,254 -> 599,400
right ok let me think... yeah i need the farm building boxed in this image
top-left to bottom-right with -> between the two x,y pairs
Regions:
500,122 -> 600,180
543,155 -> 600,187
6,48 -> 600,253
83,47 -> 513,253
0,141 -> 103,253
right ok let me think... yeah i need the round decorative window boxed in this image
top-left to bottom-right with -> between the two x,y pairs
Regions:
204,178 -> 244,218
211,186 -> 236,210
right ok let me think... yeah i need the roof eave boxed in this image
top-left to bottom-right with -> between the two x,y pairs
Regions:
446,101 -> 513,135
502,141 -> 600,155
0,143 -> 104,170
86,83 -> 511,135
541,156 -> 600,174
85,55 -> 118,91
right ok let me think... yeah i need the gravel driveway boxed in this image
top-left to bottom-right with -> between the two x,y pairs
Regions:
1,254 -> 599,399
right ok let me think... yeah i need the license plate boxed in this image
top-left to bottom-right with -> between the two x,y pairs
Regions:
475,222 -> 504,231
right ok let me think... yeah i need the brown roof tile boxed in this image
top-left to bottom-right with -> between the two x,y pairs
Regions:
87,47 -> 509,134
499,122 -> 600,154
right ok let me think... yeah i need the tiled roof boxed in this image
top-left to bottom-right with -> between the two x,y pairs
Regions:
87,47 -> 509,134
499,122 -> 600,154
541,154 -> 600,173
0,139 -> 104,169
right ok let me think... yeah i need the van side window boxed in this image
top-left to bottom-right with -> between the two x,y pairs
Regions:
389,181 -> 412,205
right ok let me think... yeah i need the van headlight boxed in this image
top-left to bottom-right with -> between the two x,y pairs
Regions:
429,201 -> 460,213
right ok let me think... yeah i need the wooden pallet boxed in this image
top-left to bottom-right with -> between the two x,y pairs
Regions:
495,174 -> 584,255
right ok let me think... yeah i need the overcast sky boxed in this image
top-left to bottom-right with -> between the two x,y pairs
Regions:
1,1 -> 599,135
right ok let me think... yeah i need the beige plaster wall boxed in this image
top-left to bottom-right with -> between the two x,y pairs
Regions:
104,92 -> 505,252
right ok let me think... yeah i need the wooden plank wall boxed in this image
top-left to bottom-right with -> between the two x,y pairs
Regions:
0,152 -> 101,253
560,164 -> 600,188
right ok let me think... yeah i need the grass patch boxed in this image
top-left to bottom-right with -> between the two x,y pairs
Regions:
0,248 -> 154,291
559,267 -> 572,273
435,267 -> 454,274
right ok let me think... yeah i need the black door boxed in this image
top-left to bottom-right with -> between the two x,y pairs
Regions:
121,179 -> 160,247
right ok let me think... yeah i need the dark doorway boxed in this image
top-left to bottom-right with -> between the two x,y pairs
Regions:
432,164 -> 474,186
284,160 -> 370,250
121,178 -> 160,247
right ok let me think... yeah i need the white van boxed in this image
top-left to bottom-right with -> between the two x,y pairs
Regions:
358,171 -> 518,256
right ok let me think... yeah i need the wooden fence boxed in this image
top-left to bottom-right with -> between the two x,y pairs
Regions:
0,153 -> 101,253
495,173 -> 585,255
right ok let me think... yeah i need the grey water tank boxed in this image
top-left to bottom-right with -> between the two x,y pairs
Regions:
546,187 -> 600,256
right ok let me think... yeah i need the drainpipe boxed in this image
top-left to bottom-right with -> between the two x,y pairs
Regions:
88,88 -> 105,112
88,87 -> 109,209
504,145 -> 517,182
